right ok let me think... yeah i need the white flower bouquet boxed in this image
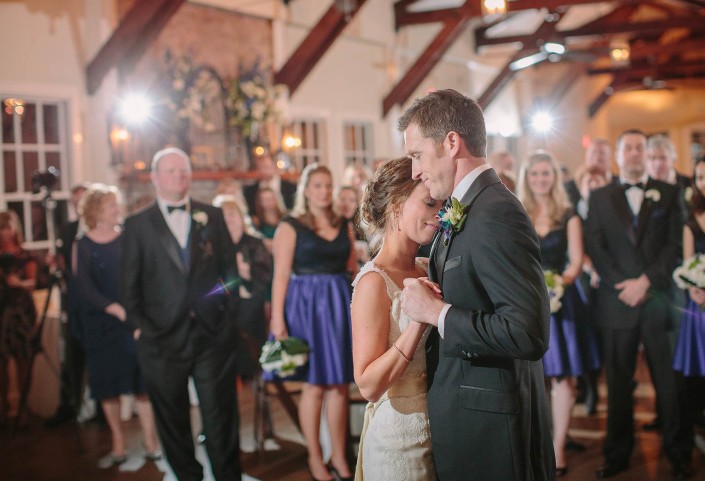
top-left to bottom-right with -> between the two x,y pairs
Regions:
673,254 -> 705,290
544,270 -> 565,314
259,337 -> 310,378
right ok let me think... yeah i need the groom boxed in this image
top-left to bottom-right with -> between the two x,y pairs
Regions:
400,90 -> 555,481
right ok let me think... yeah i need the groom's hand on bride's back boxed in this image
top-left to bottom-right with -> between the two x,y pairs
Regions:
401,277 -> 445,326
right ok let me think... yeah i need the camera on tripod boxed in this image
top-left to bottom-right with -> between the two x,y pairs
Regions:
31,167 -> 60,194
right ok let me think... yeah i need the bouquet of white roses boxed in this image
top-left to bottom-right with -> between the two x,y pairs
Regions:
673,254 -> 705,290
544,270 -> 565,314
259,337 -> 310,378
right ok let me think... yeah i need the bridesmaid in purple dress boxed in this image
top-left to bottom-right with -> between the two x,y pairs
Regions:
518,151 -> 599,475
673,156 -> 705,427
270,164 -> 357,481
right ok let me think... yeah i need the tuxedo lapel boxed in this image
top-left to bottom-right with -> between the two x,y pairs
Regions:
609,184 -> 637,245
147,204 -> 188,274
428,230 -> 442,284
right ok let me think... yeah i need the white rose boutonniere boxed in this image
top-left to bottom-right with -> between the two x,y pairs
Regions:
192,210 -> 209,226
644,189 -> 661,203
684,186 -> 693,203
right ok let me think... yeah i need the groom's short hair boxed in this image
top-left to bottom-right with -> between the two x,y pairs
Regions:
397,89 -> 487,158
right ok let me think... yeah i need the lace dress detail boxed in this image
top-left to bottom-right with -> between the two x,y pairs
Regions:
352,260 -> 436,481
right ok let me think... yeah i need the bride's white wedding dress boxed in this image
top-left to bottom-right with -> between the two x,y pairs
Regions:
352,260 -> 436,481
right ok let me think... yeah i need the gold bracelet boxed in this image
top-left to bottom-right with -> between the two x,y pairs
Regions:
392,342 -> 411,362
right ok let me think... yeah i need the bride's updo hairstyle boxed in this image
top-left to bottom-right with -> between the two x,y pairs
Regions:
359,156 -> 420,251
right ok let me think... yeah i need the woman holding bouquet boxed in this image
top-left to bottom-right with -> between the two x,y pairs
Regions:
517,151 -> 599,475
350,157 -> 441,480
270,164 -> 357,481
673,155 -> 705,427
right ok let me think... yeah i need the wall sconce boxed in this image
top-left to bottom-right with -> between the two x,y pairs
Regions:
482,0 -> 507,19
3,98 -> 25,116
610,39 -> 630,67
282,133 -> 302,151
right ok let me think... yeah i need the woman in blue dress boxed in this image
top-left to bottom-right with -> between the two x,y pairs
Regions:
674,155 -> 705,427
74,185 -> 160,465
270,164 -> 357,481
518,151 -> 599,475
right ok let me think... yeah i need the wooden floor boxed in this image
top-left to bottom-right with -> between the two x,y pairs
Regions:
1,354 -> 704,481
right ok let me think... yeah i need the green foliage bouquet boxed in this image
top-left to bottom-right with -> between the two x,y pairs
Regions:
259,337 -> 310,378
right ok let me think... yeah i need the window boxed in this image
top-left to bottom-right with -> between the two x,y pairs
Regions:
343,121 -> 373,166
288,118 -> 326,170
1,97 -> 70,250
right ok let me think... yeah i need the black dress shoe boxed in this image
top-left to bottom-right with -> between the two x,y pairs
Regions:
595,461 -> 628,478
565,439 -> 586,452
671,462 -> 693,481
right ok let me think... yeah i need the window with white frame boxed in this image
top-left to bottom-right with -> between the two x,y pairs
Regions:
288,118 -> 326,170
343,121 -> 373,166
1,96 -> 71,250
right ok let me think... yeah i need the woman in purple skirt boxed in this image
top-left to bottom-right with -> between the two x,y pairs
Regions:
270,163 -> 357,481
518,151 -> 599,476
673,155 -> 705,428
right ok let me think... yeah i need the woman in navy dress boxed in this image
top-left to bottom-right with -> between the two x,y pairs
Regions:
518,151 -> 599,475
674,155 -> 705,427
270,164 -> 357,481
74,185 -> 159,465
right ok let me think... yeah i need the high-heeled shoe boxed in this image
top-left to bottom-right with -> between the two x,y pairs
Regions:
307,466 -> 334,481
327,461 -> 353,481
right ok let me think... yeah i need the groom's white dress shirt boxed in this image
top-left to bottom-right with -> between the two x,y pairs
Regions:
157,197 -> 191,249
436,163 -> 492,338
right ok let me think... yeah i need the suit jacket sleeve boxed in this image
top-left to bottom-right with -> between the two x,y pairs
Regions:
584,191 -> 626,288
644,187 -> 684,290
121,216 -> 146,332
442,203 -> 549,361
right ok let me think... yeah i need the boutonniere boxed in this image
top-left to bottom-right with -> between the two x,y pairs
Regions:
437,197 -> 468,246
684,186 -> 693,203
192,210 -> 208,226
644,189 -> 661,203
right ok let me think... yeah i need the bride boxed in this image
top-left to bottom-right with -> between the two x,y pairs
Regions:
351,157 -> 442,480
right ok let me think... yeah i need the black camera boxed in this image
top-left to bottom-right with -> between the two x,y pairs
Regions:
31,167 -> 59,194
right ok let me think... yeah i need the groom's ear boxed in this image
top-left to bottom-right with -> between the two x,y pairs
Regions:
446,131 -> 461,157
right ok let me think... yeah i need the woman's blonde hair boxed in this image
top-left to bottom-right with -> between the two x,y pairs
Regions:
516,150 -> 571,228
291,163 -> 340,230
0,210 -> 24,246
78,183 -> 122,230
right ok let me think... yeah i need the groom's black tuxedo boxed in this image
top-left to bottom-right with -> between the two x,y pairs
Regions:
427,168 -> 555,481
585,179 -> 692,466
122,200 -> 241,481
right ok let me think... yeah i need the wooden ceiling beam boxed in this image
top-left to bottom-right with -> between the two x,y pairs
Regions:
382,6 -> 474,116
274,0 -> 367,96
85,0 -> 185,95
475,14 -> 705,48
588,59 -> 705,76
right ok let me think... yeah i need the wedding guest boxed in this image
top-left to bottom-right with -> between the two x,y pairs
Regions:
336,186 -> 369,267
586,129 -> 692,480
122,147 -> 240,481
253,186 -> 286,253
0,210 -> 36,428
270,163 -> 357,481
214,195 -> 272,380
244,152 -> 296,216
565,138 -> 614,216
74,184 -> 160,466
517,151 -> 598,476
673,155 -> 705,429
489,150 -> 517,192
342,162 -> 373,197
646,134 -> 691,196
351,157 -> 441,480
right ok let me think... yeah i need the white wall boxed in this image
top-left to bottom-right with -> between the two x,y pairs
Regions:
0,0 -> 118,188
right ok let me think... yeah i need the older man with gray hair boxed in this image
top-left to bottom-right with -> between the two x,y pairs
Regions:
646,134 -> 691,199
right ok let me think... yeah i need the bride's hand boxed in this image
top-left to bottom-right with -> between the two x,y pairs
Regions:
417,276 -> 442,299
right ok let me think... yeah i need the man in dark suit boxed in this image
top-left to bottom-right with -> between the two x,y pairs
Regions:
565,138 -> 614,218
585,129 -> 692,480
243,152 -> 296,215
399,89 -> 554,481
122,148 -> 241,481
646,134 -> 692,205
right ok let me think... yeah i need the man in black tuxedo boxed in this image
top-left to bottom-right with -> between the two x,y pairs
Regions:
399,89 -> 554,481
122,148 -> 241,481
243,152 -> 296,216
646,134 -> 692,206
585,130 -> 692,480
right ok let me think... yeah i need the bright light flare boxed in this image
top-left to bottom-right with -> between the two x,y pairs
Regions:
119,94 -> 152,125
531,111 -> 554,133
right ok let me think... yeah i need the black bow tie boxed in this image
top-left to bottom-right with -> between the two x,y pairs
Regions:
622,182 -> 644,191
167,203 -> 187,213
